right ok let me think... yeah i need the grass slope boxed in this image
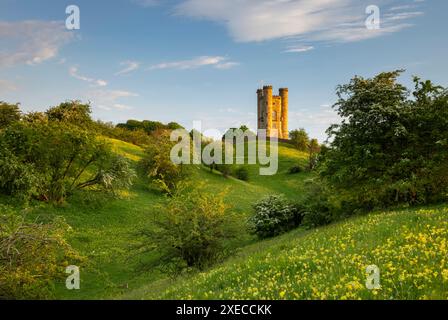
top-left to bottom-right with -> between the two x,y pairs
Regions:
125,205 -> 448,300
9,137 -> 447,300
22,138 -> 309,299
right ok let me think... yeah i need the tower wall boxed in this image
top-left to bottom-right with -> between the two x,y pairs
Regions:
257,85 -> 288,139
263,86 -> 273,137
272,95 -> 282,138
279,88 -> 289,139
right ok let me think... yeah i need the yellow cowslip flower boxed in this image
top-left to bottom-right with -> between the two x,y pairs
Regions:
442,269 -> 448,282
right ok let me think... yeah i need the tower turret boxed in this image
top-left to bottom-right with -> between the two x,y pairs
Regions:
279,88 -> 288,139
263,85 -> 273,137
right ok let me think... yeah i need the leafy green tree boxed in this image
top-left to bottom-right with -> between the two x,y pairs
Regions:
46,101 -> 92,128
0,121 -> 135,203
167,122 -> 184,130
307,138 -> 321,170
139,132 -> 190,195
0,205 -> 83,299
289,128 -> 309,151
320,70 -> 448,209
135,187 -> 238,271
0,102 -> 21,129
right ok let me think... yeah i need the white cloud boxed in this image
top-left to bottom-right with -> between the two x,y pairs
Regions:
284,45 -> 314,53
116,60 -> 140,75
384,11 -> 424,21
69,67 -> 108,87
0,20 -> 73,68
389,5 -> 417,11
86,89 -> 139,111
175,0 -> 424,48
148,56 -> 239,70
214,61 -> 240,69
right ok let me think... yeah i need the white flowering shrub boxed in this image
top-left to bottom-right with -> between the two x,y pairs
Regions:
249,195 -> 303,238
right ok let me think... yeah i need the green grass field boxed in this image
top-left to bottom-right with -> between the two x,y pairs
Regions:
139,205 -> 448,300
3,138 -> 447,300
17,138 -> 310,299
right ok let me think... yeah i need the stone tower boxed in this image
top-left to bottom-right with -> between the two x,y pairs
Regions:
257,86 -> 289,139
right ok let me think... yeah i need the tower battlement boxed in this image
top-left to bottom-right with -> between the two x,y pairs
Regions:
257,85 -> 289,139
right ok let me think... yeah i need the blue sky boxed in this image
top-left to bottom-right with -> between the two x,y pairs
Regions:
0,0 -> 447,141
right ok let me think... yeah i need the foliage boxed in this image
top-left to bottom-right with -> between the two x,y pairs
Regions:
0,142 -> 42,201
160,206 -> 448,300
0,205 -> 83,299
249,195 -> 303,239
235,166 -> 250,181
289,128 -> 309,151
300,181 -> 338,228
139,132 -> 190,195
136,188 -> 238,271
117,119 -> 183,134
95,121 -> 152,146
167,122 -> 184,130
0,101 -> 21,129
307,138 -> 321,170
216,164 -> 233,178
46,100 -> 93,129
288,165 -> 305,174
320,71 -> 448,212
0,120 -> 135,203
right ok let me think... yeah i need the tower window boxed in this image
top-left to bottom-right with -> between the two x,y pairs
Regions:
272,111 -> 277,120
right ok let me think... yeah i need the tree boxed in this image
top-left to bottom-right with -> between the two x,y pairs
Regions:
0,102 -> 21,129
167,122 -> 184,130
139,132 -> 190,195
135,187 -> 238,271
0,205 -> 83,299
307,139 -> 321,170
0,120 -> 135,203
289,128 -> 309,151
320,70 -> 448,209
46,100 -> 92,128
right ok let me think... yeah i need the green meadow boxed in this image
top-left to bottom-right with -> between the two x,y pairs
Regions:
14,138 -> 310,299
5,138 -> 445,300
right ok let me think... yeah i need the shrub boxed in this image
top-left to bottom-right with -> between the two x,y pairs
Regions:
235,166 -> 249,181
249,195 -> 303,239
139,132 -> 190,195
288,165 -> 305,174
289,128 -> 309,151
0,101 -> 21,129
0,142 -> 42,202
321,71 -> 448,211
0,121 -> 135,203
0,206 -> 83,299
216,164 -> 233,178
94,121 -> 152,147
136,188 -> 238,272
46,100 -> 93,129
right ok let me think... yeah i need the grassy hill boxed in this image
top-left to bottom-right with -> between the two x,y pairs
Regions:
122,205 -> 448,300
6,137 -> 447,300
23,138 -> 310,299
